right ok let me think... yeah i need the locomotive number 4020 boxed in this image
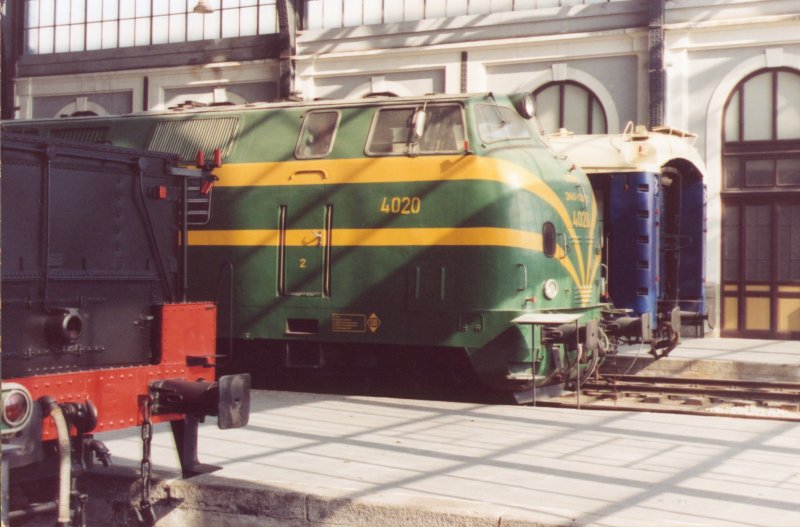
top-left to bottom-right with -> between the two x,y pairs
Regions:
572,209 -> 591,228
380,196 -> 421,215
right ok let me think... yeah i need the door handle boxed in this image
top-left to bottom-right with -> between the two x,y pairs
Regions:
290,170 -> 328,181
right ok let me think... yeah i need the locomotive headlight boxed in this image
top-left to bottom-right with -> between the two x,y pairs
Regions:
511,93 -> 536,119
1,383 -> 33,434
543,279 -> 559,300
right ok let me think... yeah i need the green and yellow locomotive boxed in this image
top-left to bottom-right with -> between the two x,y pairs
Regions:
6,93 -> 607,401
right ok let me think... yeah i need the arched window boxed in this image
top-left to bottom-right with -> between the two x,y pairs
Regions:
721,68 -> 800,339
723,68 -> 800,189
533,81 -> 608,135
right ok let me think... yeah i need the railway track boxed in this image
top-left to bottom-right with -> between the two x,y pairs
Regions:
537,374 -> 800,421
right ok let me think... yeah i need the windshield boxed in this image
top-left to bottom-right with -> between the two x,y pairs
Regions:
475,104 -> 532,143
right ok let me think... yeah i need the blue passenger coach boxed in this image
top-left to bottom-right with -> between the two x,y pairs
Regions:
550,125 -> 707,354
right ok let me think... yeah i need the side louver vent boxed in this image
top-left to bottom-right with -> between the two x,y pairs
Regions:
50,127 -> 109,143
147,117 -> 240,162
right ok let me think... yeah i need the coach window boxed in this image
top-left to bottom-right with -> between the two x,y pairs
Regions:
296,111 -> 339,159
533,81 -> 607,135
543,222 -> 557,258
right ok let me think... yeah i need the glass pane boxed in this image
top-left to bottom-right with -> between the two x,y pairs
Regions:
426,0 -> 446,19
119,18 -> 134,47
777,71 -> 800,140
723,157 -> 741,189
258,5 -> 276,33
403,0 -> 422,20
743,72 -> 772,141
222,0 -> 239,7
516,0 -> 538,10
187,12 -> 205,40
134,16 -> 150,45
221,8 -> 238,37
564,84 -> 589,134
777,203 -> 800,281
534,85 -> 560,134
362,0 -> 380,25
367,108 -> 414,155
323,0 -> 344,27
56,0 -> 70,24
170,0 -> 187,13
102,0 -> 118,20
153,1 -> 168,16
491,0 -> 514,13
152,15 -> 168,44
744,159 -> 774,187
239,6 -> 257,36
86,0 -> 102,22
169,13 -> 186,42
384,0 -> 403,23
744,204 -> 772,281
86,21 -> 101,49
543,222 -> 556,258
101,19 -> 116,48
724,90 -> 740,142
120,1 -> 135,19
203,11 -> 221,39
475,105 -> 531,143
447,0 -> 469,17
343,0 -> 363,25
54,24 -> 70,51
70,23 -> 85,51
418,105 -> 465,153
71,0 -> 86,23
777,158 -> 800,186
26,0 -> 40,27
41,0 -> 55,25
136,0 -> 151,17
39,26 -> 55,53
296,111 -> 339,158
25,28 -> 40,54
469,0 -> 492,15
722,203 -> 740,282
591,98 -> 607,133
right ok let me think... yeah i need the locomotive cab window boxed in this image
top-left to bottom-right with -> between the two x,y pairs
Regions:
543,222 -> 557,258
475,104 -> 532,144
366,104 -> 465,156
296,111 -> 340,159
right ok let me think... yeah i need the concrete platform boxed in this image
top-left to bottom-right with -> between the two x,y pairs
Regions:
87,386 -> 800,526
602,337 -> 800,381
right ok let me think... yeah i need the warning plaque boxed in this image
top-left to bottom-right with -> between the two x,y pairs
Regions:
332,313 -> 366,333
367,313 -> 381,333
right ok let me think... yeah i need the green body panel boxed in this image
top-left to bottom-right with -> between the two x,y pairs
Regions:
4,94 -> 603,392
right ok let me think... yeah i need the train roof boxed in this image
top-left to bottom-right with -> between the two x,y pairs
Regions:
5,92 -> 491,126
547,124 -> 706,177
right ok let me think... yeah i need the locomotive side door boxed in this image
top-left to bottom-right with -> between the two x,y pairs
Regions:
280,178 -> 332,297
280,111 -> 339,297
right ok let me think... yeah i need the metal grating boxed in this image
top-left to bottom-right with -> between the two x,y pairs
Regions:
50,127 -> 109,144
146,117 -> 240,163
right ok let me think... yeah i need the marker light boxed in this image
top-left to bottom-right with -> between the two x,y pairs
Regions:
543,279 -> 559,300
2,384 -> 33,433
511,93 -> 536,119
